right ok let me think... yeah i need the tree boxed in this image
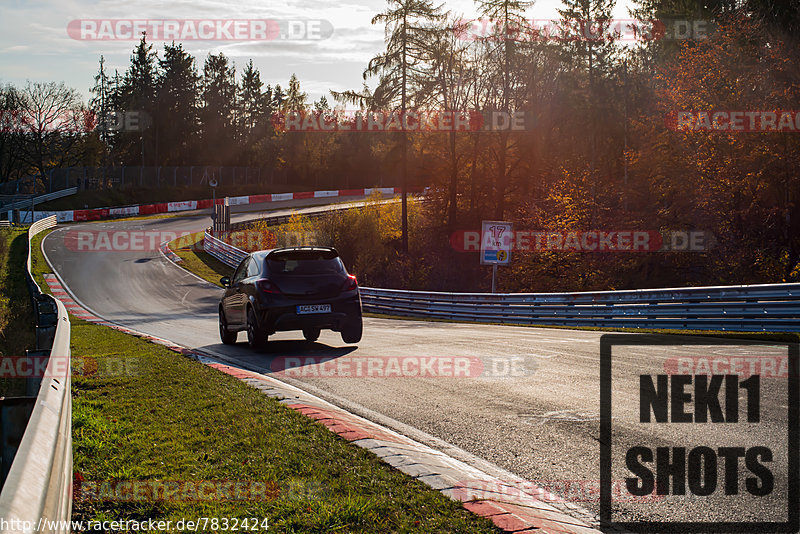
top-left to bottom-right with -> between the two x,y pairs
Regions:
89,56 -> 113,146
201,53 -> 237,164
420,16 -> 475,229
283,73 -> 307,112
238,59 -> 264,135
115,34 -> 158,165
476,0 -> 534,219
556,0 -> 618,220
157,42 -> 199,165
314,95 -> 330,112
16,82 -> 87,190
351,0 -> 445,252
0,85 -> 25,183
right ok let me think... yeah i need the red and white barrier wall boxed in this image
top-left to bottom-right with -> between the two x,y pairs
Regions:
17,187 -> 404,224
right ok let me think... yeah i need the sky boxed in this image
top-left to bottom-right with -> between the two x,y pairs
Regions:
0,0 -> 633,104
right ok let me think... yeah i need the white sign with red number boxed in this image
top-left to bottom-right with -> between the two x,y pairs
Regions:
480,220 -> 513,265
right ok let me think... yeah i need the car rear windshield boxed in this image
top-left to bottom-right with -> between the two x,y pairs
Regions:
266,250 -> 345,275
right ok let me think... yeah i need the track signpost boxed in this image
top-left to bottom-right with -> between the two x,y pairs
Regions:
480,220 -> 513,293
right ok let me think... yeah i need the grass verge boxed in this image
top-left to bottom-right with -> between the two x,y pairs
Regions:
28,225 -> 498,532
166,233 -> 790,343
0,227 -> 36,395
68,322 -> 500,532
169,232 -> 232,288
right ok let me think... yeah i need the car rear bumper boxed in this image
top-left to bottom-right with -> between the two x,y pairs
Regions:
257,293 -> 361,334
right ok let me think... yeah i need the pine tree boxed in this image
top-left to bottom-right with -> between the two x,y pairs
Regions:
201,52 -> 237,164
89,56 -> 113,145
117,34 -> 158,165
157,42 -> 199,165
314,96 -> 330,112
239,59 -> 264,135
283,74 -> 307,112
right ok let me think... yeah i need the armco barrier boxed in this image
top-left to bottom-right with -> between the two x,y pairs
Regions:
358,286 -> 800,332
0,215 -> 72,532
18,186 -> 404,224
204,230 -> 800,333
3,187 -> 78,221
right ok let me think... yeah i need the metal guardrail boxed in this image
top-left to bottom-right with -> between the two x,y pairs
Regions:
204,230 -> 248,268
205,225 -> 800,333
2,187 -> 78,215
0,215 -> 72,532
358,286 -> 800,332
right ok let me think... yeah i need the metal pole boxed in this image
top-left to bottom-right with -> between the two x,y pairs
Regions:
491,264 -> 497,293
623,58 -> 628,212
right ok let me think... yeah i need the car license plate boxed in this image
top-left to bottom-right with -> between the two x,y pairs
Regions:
297,304 -> 331,314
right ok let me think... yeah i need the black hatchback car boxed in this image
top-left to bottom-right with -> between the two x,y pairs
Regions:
218,247 -> 363,349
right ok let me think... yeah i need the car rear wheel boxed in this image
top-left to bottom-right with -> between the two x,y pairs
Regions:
303,328 -> 320,342
247,307 -> 268,350
219,310 -> 237,345
341,317 -> 362,344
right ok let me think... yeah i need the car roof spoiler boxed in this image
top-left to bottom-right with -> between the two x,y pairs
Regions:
263,246 -> 339,258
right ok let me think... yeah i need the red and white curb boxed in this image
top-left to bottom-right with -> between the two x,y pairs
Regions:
45,275 -> 602,534
179,355 -> 604,534
159,240 -> 182,263
44,273 -> 197,354
23,186 -> 414,224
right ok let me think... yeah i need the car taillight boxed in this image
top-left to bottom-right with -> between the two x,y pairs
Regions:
343,274 -> 358,291
257,279 -> 282,294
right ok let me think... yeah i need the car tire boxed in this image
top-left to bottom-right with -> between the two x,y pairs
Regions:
219,309 -> 237,345
247,307 -> 268,350
303,328 -> 320,342
341,316 -> 362,344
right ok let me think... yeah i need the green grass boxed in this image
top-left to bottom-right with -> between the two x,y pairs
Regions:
0,228 -> 36,395
168,232 -> 232,288
68,315 -> 499,532
29,229 -> 55,293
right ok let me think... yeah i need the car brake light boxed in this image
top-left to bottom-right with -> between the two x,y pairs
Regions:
344,274 -> 358,291
257,279 -> 282,294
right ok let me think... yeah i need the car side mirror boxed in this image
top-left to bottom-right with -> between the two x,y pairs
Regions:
220,276 -> 231,287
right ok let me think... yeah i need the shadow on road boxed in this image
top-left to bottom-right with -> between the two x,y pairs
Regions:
198,339 -> 359,376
